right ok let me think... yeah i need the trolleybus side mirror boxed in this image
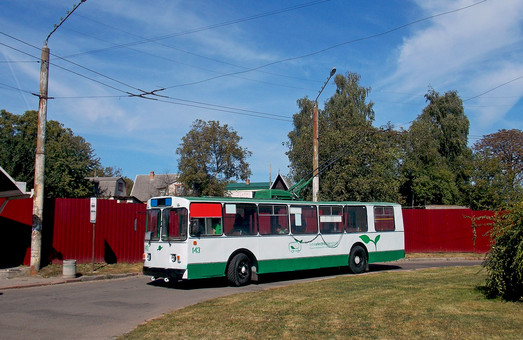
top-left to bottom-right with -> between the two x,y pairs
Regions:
144,231 -> 153,241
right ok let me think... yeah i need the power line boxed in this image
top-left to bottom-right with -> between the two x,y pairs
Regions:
67,0 -> 332,58
161,0 -> 488,89
464,74 -> 523,102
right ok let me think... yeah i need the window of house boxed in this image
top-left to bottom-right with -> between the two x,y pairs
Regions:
345,206 -> 368,233
223,203 -> 257,236
259,204 -> 289,235
374,206 -> 395,231
319,206 -> 343,234
290,205 -> 318,234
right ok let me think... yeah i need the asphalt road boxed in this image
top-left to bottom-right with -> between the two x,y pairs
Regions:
0,259 -> 483,340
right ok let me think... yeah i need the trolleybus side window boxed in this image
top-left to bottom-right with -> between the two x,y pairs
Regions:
223,203 -> 257,236
146,209 -> 161,241
319,206 -> 343,234
189,203 -> 223,236
290,205 -> 318,234
162,208 -> 188,240
258,204 -> 289,235
374,206 -> 395,231
345,206 -> 368,233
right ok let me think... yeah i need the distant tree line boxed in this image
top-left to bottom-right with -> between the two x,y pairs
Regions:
0,109 -> 131,198
286,72 -> 523,211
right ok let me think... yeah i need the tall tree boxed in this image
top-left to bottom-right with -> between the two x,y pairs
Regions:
0,110 -> 99,198
287,72 -> 402,202
400,89 -> 472,206
176,119 -> 251,197
468,129 -> 523,210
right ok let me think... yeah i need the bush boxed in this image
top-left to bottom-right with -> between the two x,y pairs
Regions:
483,203 -> 523,301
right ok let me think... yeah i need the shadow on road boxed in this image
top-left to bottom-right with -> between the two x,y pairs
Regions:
147,262 -> 403,290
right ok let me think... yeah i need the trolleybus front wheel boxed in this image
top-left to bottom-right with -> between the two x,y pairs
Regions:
227,253 -> 251,286
349,245 -> 367,274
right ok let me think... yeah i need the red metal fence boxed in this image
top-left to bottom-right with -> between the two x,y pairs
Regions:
1,198 -> 493,268
1,198 -> 145,267
403,209 -> 493,253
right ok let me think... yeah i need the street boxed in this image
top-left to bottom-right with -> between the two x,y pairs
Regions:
0,259 -> 483,339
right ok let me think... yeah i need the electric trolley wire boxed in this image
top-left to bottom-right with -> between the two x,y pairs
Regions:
161,0 -> 488,89
66,0 -> 332,58
1,35 -> 292,121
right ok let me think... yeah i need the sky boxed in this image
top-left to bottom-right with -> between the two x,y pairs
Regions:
1,0 -> 522,184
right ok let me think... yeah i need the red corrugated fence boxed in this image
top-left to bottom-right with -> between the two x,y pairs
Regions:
1,198 -> 493,267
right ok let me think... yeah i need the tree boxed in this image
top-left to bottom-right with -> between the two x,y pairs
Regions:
468,129 -> 523,210
176,119 -> 251,197
0,110 -> 99,198
400,89 -> 472,206
286,72 -> 402,202
483,203 -> 523,301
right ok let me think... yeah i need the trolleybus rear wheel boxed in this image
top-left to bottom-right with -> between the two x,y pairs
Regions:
349,245 -> 367,274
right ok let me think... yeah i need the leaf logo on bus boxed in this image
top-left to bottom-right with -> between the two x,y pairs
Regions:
289,242 -> 302,253
359,235 -> 380,250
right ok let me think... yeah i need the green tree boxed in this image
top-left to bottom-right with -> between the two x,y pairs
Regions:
468,129 -> 523,210
287,72 -> 402,202
483,203 -> 523,301
176,119 -> 251,197
0,110 -> 99,198
400,89 -> 472,206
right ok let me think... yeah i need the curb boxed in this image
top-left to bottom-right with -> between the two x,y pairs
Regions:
0,272 -> 139,290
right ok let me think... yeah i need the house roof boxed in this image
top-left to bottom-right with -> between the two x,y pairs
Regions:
0,166 -> 29,199
226,182 -> 271,191
226,174 -> 291,192
131,172 -> 179,203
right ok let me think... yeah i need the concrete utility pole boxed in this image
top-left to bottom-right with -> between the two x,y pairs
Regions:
312,67 -> 336,202
30,0 -> 87,275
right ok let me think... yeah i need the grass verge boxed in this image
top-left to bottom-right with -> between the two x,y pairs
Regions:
38,262 -> 142,278
121,266 -> 522,339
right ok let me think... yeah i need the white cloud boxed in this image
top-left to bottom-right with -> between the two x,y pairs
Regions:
378,0 -> 523,130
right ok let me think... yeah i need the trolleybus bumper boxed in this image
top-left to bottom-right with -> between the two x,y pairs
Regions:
143,267 -> 186,281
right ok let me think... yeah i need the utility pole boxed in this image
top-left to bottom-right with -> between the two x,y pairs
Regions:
312,67 -> 336,202
30,0 -> 87,275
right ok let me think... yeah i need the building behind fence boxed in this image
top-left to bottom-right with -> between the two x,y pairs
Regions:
0,198 -> 492,268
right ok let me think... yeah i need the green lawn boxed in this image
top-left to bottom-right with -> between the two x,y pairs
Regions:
121,266 -> 522,339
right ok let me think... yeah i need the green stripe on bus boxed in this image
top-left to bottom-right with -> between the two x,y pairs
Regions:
368,249 -> 405,263
187,262 -> 227,280
258,255 -> 349,274
186,250 -> 405,279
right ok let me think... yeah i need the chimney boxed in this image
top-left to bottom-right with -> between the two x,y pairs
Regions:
149,171 -> 155,180
246,179 -> 250,185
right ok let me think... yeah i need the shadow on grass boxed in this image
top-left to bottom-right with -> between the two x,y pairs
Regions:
147,263 -> 402,290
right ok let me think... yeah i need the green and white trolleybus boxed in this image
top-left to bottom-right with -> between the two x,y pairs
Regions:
143,196 -> 404,286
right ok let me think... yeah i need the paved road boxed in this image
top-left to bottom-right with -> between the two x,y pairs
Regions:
0,259 -> 482,340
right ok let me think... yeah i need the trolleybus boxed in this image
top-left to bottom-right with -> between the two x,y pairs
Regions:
143,196 -> 404,286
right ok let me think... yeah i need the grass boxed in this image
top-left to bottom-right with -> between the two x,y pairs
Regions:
38,262 -> 142,278
121,266 -> 522,340
405,252 -> 486,260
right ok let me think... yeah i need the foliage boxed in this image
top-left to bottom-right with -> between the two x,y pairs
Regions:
400,89 -> 472,206
468,129 -> 523,210
286,72 -> 402,202
176,119 -> 251,197
483,203 -> 523,301
0,110 -> 99,198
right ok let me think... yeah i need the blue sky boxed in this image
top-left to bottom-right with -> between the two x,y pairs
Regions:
1,0 -> 522,183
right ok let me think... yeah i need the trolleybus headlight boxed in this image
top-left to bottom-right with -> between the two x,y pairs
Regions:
170,254 -> 176,263
146,253 -> 151,261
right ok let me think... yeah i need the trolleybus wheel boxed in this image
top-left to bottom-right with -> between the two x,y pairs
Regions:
349,245 -> 367,274
227,253 -> 251,286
